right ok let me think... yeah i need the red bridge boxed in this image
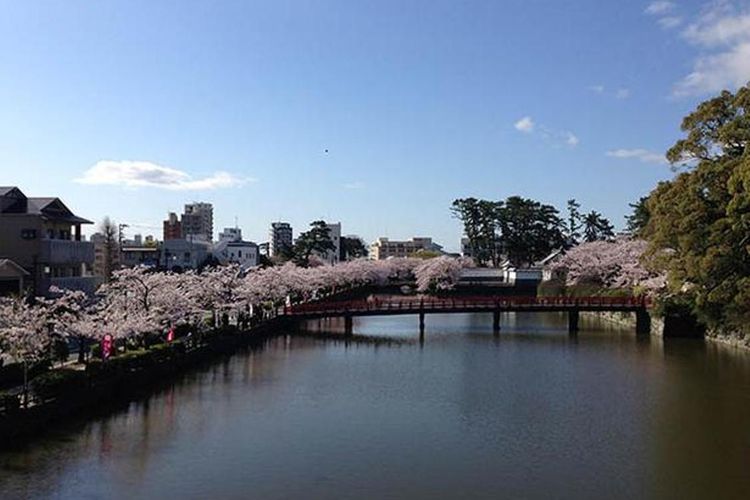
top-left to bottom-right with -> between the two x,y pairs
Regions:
284,295 -> 652,336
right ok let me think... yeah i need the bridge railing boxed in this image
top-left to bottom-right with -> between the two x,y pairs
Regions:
284,295 -> 650,316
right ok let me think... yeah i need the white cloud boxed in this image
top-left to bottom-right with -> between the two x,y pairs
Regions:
514,116 -> 535,133
588,85 -> 630,99
76,160 -> 251,191
670,4 -> 750,96
566,132 -> 580,147
344,181 -> 365,189
606,149 -> 668,164
645,1 -> 675,15
658,16 -> 683,28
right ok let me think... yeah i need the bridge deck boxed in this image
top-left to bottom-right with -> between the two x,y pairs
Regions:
284,296 -> 649,319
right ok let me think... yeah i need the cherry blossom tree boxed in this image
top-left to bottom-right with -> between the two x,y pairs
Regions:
549,237 -> 666,293
414,256 -> 474,292
0,297 -> 51,406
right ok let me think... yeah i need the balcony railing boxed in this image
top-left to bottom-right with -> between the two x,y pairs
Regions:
39,239 -> 95,265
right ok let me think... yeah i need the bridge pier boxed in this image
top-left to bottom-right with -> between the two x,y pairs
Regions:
636,309 -> 651,336
344,315 -> 353,336
568,310 -> 579,334
492,310 -> 501,336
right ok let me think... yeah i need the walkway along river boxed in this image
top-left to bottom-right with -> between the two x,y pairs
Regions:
2,312 -> 750,499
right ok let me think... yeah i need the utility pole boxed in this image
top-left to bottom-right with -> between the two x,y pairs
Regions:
118,223 -> 129,269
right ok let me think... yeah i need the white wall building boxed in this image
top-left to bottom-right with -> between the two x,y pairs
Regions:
213,240 -> 258,270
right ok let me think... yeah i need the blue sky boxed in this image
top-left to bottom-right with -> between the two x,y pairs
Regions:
1,0 -> 749,251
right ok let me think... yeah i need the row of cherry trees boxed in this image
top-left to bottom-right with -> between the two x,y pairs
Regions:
549,236 -> 666,293
0,256 -> 472,367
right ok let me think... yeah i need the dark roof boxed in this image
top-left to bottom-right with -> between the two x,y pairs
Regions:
27,197 -> 93,224
0,187 -> 19,196
0,259 -> 30,276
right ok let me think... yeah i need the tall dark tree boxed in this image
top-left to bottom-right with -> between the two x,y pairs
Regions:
646,84 -> 750,331
625,196 -> 651,235
582,211 -> 615,242
99,217 -> 119,282
340,236 -> 368,261
292,220 -> 335,267
565,199 -> 582,247
497,196 -> 565,266
451,198 -> 501,266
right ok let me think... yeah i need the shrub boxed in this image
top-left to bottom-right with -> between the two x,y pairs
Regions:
30,368 -> 87,400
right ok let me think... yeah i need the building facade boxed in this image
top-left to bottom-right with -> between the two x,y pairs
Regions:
163,212 -> 182,240
181,202 -> 213,242
269,222 -> 293,257
161,238 -> 212,271
0,187 -> 97,295
369,237 -> 443,260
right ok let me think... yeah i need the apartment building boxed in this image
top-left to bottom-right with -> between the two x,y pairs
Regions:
369,237 -> 443,260
269,222 -> 293,257
0,187 -> 97,295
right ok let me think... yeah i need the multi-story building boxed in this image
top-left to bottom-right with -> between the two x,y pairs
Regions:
369,237 -> 444,260
269,222 -> 293,257
0,187 -> 97,295
181,202 -> 213,242
121,246 -> 161,268
219,227 -> 242,242
314,222 -> 341,265
163,212 -> 182,240
161,238 -> 212,272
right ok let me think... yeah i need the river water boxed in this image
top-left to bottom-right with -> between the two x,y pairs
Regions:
2,312 -> 750,499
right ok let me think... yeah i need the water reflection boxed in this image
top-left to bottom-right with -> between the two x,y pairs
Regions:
1,313 -> 750,499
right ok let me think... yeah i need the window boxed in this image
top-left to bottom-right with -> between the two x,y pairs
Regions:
21,229 -> 37,240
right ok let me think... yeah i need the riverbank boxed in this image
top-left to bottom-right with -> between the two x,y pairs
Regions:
705,329 -> 750,350
0,318 -> 294,447
580,311 -> 665,336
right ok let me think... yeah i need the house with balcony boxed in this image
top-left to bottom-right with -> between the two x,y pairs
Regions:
0,187 -> 98,296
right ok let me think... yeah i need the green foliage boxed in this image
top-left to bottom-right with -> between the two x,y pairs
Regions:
340,236 -> 368,260
412,249 -> 443,259
625,196 -> 651,235
582,211 -> 614,242
452,196 -> 569,267
292,220 -> 335,267
566,199 -> 582,246
645,83 -> 750,332
30,368 -> 87,400
498,196 -> 565,266
451,198 -> 501,266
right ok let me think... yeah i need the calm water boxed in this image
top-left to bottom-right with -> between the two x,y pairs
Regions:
2,312 -> 750,500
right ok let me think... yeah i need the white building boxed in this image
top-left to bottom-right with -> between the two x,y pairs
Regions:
213,240 -> 258,270
219,227 -> 242,242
